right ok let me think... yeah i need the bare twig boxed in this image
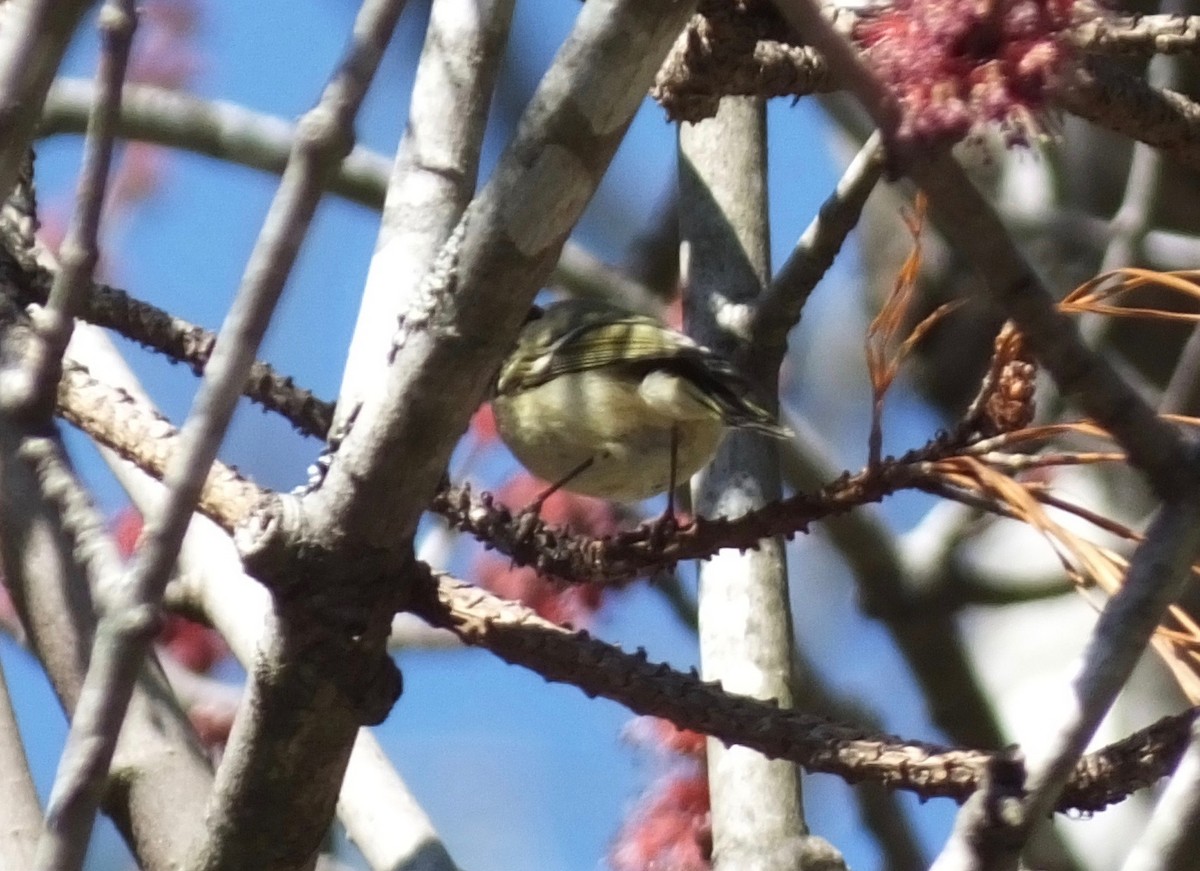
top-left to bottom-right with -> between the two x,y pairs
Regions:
0,417 -> 214,871
28,3 -> 142,866
754,130 -> 884,356
29,1 -> 137,402
0,246 -> 335,438
33,82 -> 660,435
41,78 -> 394,210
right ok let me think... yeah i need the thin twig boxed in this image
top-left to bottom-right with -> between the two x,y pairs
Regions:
0,244 -> 335,438
33,0 -> 138,392
31,82 -> 659,437
42,77 -> 658,316
754,130 -> 884,356
0,416 -> 214,871
56,357 -> 261,523
41,78 -> 394,210
30,3 -> 142,866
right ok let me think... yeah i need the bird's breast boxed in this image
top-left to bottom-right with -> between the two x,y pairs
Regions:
493,369 -> 725,501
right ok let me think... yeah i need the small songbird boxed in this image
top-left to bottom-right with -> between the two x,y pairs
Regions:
492,298 -> 791,502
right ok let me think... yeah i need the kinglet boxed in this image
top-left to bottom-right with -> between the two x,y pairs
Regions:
492,299 -> 790,502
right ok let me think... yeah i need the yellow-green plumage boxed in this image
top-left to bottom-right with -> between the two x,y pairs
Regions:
492,299 -> 789,502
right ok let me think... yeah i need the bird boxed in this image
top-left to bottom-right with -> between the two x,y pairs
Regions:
492,298 -> 790,503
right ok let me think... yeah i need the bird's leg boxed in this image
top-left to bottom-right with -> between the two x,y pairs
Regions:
533,456 -> 595,511
666,424 -> 679,520
514,456 -> 595,540
650,425 -> 681,541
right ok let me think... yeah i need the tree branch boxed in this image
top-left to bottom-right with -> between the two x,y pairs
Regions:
412,571 -> 1197,812
682,95 -> 842,868
1057,58 -> 1200,175
0,0 -> 94,201
754,130 -> 883,356
1120,716 -> 1200,871
41,78 -> 393,210
0,416 -> 214,871
334,0 -> 514,431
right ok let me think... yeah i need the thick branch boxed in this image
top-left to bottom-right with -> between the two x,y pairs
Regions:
1058,58 -> 1200,175
334,0 -> 514,429
682,96 -> 837,868
412,572 -> 1196,813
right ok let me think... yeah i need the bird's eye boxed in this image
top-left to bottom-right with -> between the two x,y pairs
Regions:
524,304 -> 546,324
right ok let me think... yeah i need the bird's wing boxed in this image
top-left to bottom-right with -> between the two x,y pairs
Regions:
513,311 -> 701,385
